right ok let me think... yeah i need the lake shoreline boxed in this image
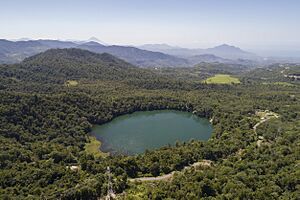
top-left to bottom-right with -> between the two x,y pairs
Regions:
84,136 -> 109,157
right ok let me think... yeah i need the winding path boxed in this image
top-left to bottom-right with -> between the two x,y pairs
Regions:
129,160 -> 212,182
253,118 -> 269,135
253,111 -> 279,135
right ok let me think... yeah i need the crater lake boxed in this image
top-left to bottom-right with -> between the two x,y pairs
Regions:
91,110 -> 213,155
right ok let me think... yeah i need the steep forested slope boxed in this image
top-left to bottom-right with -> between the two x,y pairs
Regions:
0,48 -> 161,84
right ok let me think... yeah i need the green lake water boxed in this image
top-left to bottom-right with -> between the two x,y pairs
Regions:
91,110 -> 213,155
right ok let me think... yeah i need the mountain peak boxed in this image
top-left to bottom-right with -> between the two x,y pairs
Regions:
88,37 -> 100,41
82,41 -> 104,46
87,37 -> 107,45
205,44 -> 257,60
213,44 -> 241,50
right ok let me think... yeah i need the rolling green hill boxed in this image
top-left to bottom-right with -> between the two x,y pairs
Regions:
0,48 -> 161,84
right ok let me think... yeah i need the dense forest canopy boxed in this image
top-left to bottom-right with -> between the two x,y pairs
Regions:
0,49 -> 299,199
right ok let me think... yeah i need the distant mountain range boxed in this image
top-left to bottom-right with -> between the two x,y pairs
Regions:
77,41 -> 189,68
0,39 -> 189,67
139,44 -> 259,60
0,39 -> 262,67
0,39 -> 76,63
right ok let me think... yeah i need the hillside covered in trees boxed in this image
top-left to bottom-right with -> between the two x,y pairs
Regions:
0,49 -> 299,199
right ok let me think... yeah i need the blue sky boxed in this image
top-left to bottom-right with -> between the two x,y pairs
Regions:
1,0 -> 300,52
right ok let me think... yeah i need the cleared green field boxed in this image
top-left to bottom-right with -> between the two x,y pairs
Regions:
84,136 -> 109,157
65,80 -> 79,87
204,74 -> 240,84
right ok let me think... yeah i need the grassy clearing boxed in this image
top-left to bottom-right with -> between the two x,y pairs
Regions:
65,80 -> 79,87
203,74 -> 240,84
84,136 -> 109,157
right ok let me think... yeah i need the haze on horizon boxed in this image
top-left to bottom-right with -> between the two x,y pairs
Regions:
1,0 -> 300,56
